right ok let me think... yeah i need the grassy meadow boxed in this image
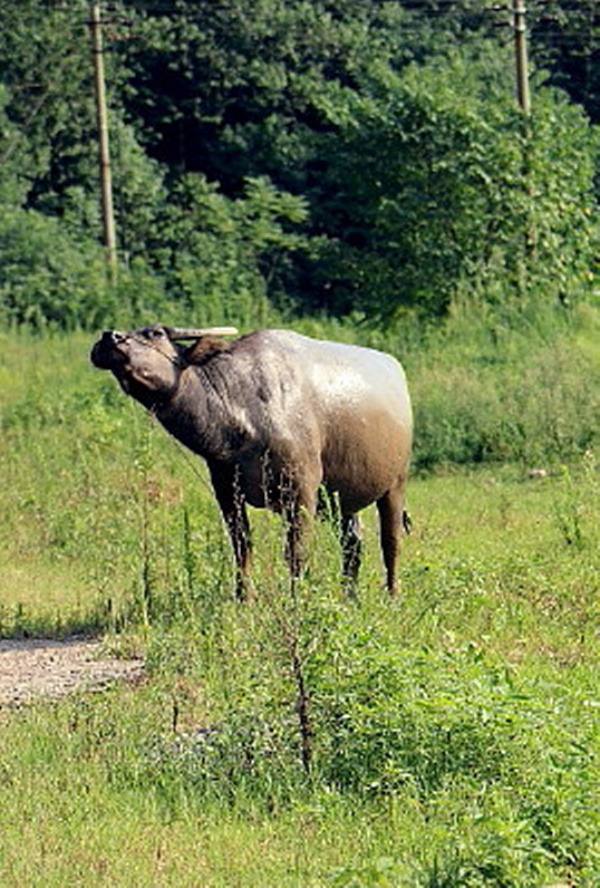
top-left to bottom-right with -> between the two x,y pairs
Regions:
0,309 -> 599,886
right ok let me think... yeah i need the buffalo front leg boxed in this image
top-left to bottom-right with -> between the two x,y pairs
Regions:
209,465 -> 252,601
283,485 -> 317,585
376,483 -> 406,596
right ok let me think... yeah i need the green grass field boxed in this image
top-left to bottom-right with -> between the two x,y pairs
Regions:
0,327 -> 598,886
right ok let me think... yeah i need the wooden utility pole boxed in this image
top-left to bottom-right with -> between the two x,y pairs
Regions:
90,1 -> 117,281
511,0 -> 534,295
513,0 -> 531,115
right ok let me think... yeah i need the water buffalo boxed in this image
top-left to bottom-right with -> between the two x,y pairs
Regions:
91,324 -> 412,598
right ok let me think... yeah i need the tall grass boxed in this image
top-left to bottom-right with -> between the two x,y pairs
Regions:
0,458 -> 598,885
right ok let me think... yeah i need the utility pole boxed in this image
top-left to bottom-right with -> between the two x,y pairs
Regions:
90,1 -> 117,281
511,0 -> 534,296
513,0 -> 531,115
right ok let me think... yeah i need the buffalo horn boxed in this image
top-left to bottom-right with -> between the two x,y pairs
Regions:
166,326 -> 239,340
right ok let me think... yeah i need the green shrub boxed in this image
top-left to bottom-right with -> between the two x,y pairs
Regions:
0,207 -> 111,330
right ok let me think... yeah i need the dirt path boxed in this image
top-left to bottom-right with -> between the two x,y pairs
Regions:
0,638 -> 144,708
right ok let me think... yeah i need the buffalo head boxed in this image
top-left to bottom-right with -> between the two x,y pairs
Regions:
91,324 -> 238,404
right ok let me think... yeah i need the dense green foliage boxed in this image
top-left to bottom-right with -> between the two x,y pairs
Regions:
0,0 -> 599,328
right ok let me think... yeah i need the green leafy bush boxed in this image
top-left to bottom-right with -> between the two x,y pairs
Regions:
149,174 -> 307,327
0,208 -> 111,330
302,47 -> 599,320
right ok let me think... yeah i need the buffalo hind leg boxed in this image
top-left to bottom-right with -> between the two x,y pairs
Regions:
209,465 -> 252,601
341,513 -> 361,595
376,483 -> 406,596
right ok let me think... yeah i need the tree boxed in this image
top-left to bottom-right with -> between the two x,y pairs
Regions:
289,47 -> 599,318
118,0 -> 425,193
0,1 -> 98,216
530,0 -> 600,123
0,0 -> 598,330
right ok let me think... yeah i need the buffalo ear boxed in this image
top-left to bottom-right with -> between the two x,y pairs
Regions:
183,336 -> 230,366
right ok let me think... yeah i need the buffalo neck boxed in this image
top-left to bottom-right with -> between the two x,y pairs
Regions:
151,359 -> 263,461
